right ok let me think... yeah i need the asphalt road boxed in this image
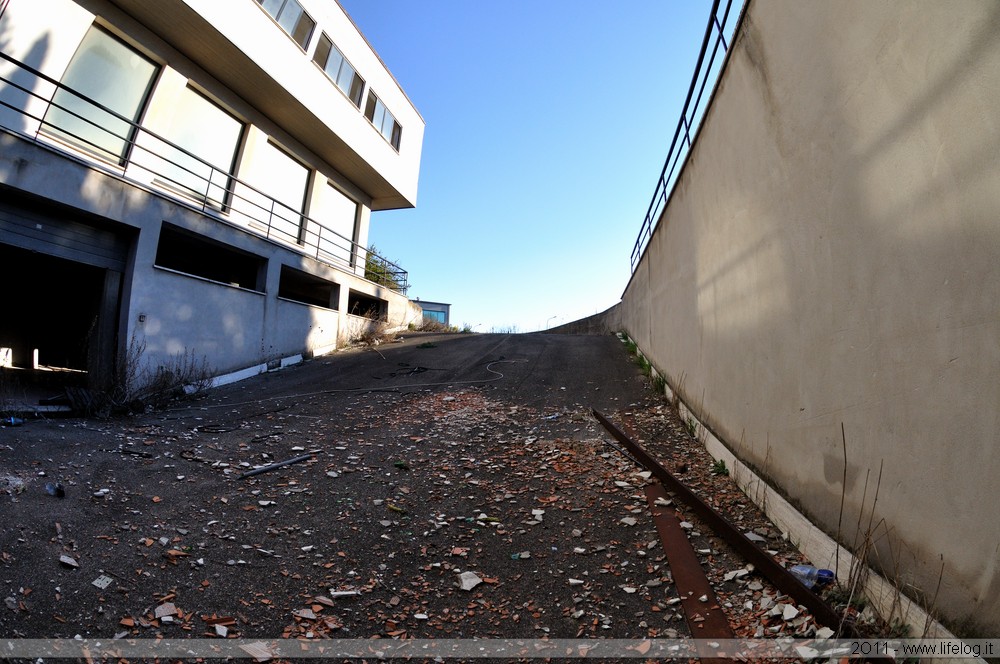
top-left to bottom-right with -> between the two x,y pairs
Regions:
1,332 -> 688,651
1,330 -> 835,662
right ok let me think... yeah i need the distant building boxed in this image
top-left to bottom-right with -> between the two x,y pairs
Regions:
0,0 -> 424,394
418,301 -> 451,326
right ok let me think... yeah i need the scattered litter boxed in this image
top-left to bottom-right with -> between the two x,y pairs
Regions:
154,602 -> 177,619
92,575 -> 113,589
44,482 -> 65,498
329,590 -> 361,599
238,452 -> 316,479
723,568 -> 750,582
458,571 -> 482,591
58,555 -> 79,569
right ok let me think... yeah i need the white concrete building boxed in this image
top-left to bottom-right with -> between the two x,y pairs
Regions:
0,0 -> 424,397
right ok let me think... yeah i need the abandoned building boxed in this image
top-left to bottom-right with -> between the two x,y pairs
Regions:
0,0 -> 424,397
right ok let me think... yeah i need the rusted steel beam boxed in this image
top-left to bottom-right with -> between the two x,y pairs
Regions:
593,409 -> 842,629
645,483 -> 735,663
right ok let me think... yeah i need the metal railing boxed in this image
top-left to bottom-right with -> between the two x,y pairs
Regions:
629,0 -> 745,273
0,50 -> 408,294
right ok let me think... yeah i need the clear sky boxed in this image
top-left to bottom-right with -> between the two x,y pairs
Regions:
339,1 -> 716,332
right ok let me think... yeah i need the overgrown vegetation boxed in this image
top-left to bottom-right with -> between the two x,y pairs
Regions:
96,334 -> 213,416
349,315 -> 395,347
406,320 -> 477,334
364,246 -> 403,292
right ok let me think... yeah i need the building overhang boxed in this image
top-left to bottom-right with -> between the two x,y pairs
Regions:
108,0 -> 413,210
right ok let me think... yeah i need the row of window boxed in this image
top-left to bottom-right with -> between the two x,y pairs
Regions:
43,25 -> 361,269
155,223 -> 387,318
256,0 -> 402,151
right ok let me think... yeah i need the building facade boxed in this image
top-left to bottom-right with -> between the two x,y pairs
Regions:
417,300 -> 450,326
0,0 -> 424,395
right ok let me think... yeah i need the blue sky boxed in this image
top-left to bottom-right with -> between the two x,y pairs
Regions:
339,1 -> 715,332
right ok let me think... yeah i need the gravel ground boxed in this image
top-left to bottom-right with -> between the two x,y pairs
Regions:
0,332 -> 860,662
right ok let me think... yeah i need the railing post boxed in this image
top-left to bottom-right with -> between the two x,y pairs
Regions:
203,165 -> 214,214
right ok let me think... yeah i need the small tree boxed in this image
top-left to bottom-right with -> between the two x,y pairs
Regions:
364,246 -> 403,291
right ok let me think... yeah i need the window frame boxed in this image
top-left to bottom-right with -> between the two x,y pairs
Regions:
147,84 -> 246,212
42,24 -> 160,166
363,90 -> 402,152
256,0 -> 315,50
311,32 -> 366,108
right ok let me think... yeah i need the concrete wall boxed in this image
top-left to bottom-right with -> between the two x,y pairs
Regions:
0,131 -> 416,379
0,0 -> 423,388
619,0 -> 1000,633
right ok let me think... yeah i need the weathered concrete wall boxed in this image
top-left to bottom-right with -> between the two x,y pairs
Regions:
547,303 -> 622,336
0,131 -> 416,380
620,0 -> 1000,632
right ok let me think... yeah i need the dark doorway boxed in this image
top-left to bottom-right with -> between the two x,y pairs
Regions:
0,243 -> 119,391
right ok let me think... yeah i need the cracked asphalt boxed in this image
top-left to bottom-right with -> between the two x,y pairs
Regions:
0,331 -> 827,661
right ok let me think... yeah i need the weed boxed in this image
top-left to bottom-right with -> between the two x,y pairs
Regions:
349,312 -> 396,347
97,334 -> 213,416
710,458 -> 729,476
685,416 -> 698,438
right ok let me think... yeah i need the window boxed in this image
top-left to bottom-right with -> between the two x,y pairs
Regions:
348,290 -> 386,320
364,91 -> 402,151
240,139 -> 310,245
311,33 -> 365,107
43,26 -> 159,163
154,224 -> 265,291
144,86 -> 244,207
308,182 -> 359,267
278,265 -> 338,309
258,0 -> 315,49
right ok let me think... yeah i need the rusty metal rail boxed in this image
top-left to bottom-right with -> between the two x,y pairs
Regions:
593,409 -> 843,629
646,483 -> 735,663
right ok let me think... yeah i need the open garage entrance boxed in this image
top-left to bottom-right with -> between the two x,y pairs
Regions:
0,244 -> 122,397
0,193 -> 131,399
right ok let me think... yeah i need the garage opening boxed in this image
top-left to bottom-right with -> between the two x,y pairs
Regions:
0,244 -> 116,394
